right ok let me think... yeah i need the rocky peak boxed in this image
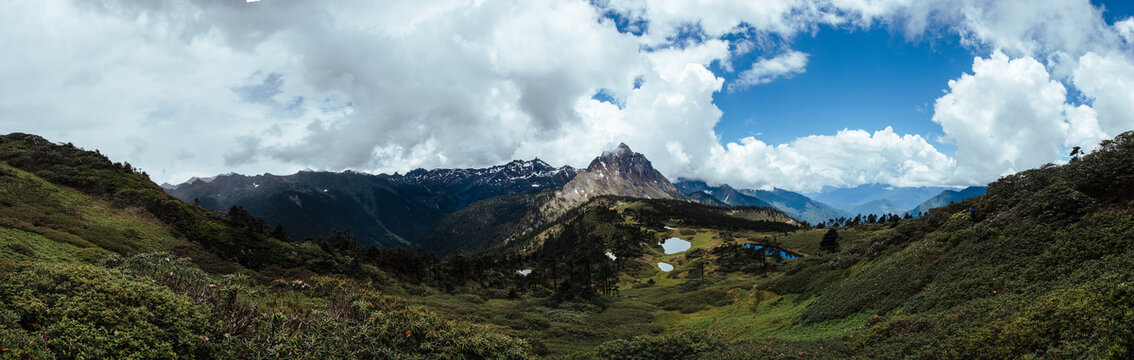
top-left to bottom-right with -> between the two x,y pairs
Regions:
587,143 -> 652,173
544,143 -> 684,217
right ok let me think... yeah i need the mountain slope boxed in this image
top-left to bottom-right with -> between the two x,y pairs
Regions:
673,179 -> 847,225
658,130 -> 1134,358
507,196 -> 798,256
399,158 -> 576,212
684,191 -> 729,206
0,132 -> 535,358
738,188 -> 848,225
673,179 -> 772,208
542,143 -> 683,216
844,198 -> 907,217
0,133 -> 308,270
909,186 -> 987,216
168,159 -> 577,248
422,143 -> 687,255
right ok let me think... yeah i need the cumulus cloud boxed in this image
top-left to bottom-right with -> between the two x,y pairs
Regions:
2,0 -> 1133,192
1072,52 -> 1134,139
830,0 -> 1119,58
729,51 -> 809,92
706,127 -> 955,192
1118,17 -> 1134,42
932,51 -> 1105,182
602,0 -> 827,46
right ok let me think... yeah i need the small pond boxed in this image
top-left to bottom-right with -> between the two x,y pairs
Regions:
605,252 -> 617,260
741,244 -> 799,259
664,226 -> 676,230
659,237 -> 691,254
516,269 -> 532,276
657,262 -> 673,272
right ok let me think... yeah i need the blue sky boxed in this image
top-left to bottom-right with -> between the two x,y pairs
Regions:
711,0 -> 1134,153
712,25 -> 972,150
3,0 -> 1134,192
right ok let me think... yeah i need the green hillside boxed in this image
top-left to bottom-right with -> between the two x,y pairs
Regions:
602,131 -> 1134,358
0,133 -> 534,359
3,131 -> 1134,359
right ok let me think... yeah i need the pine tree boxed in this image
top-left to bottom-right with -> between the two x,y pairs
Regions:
820,228 -> 840,253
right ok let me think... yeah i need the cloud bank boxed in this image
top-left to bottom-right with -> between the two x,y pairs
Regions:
1,0 -> 1132,192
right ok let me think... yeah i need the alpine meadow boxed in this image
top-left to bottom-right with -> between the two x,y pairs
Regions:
3,0 -> 1134,359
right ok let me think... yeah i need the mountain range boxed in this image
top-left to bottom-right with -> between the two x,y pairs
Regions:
169,143 -> 692,254
909,185 -> 988,216
168,159 -> 577,247
673,179 -> 844,224
5,130 -> 1134,358
170,143 -> 988,250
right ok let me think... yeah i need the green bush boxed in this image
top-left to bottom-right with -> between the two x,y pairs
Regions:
0,262 -> 214,359
588,332 -> 724,360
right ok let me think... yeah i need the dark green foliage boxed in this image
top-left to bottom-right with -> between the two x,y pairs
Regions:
421,190 -> 556,256
0,262 -> 214,359
713,338 -> 853,359
657,287 -> 734,314
951,278 -> 1133,359
0,133 -> 298,271
631,198 -> 798,233
1,255 -> 536,359
819,228 -> 839,253
588,332 -> 725,360
777,131 -> 1134,356
7,131 -> 1134,358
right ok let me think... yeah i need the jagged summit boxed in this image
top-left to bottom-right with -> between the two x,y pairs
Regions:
398,158 -> 575,186
599,142 -> 633,157
588,143 -> 652,173
544,143 -> 684,216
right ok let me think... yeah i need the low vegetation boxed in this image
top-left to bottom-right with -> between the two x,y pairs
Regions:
2,131 -> 1134,358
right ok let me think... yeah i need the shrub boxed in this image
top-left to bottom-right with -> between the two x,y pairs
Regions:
0,262 -> 214,359
589,332 -> 725,360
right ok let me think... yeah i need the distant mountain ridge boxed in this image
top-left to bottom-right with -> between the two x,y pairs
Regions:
673,180 -> 772,208
168,159 -> 578,247
673,179 -> 845,225
844,199 -> 906,218
806,183 -> 966,217
910,186 -> 987,216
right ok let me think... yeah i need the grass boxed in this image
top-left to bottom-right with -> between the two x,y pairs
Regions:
0,164 -> 187,264
405,291 -> 661,357
611,223 -> 896,356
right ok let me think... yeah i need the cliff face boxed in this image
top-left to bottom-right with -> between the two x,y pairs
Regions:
543,143 -> 683,217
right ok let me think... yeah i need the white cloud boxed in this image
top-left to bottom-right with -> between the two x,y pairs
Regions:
1118,17 -> 1134,42
2,0 -> 1133,193
705,127 -> 955,192
932,51 -> 1105,182
604,0 -> 827,46
830,0 -> 1119,58
1072,52 -> 1134,140
729,51 -> 809,92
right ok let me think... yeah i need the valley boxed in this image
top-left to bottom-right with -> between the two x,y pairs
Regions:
2,131 -> 1134,359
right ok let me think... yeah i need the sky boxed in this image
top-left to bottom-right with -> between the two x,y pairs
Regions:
2,0 -> 1133,192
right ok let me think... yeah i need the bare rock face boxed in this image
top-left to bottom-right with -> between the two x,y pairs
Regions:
543,143 -> 684,216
